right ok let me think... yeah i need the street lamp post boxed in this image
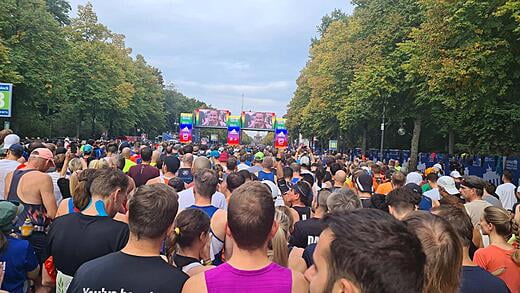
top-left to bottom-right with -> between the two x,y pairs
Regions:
380,101 -> 386,162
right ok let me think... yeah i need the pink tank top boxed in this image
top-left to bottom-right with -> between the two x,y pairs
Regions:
205,262 -> 292,293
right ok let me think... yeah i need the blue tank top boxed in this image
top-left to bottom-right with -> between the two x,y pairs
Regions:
258,171 -> 275,183
189,205 -> 219,219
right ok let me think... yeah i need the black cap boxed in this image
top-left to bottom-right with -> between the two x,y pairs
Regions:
163,156 -> 180,174
355,173 -> 373,194
8,144 -> 24,158
461,176 -> 485,190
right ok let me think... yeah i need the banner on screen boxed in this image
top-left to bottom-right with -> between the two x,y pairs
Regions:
0,83 -> 13,118
242,111 -> 275,130
195,109 -> 229,128
179,113 -> 193,144
227,115 -> 241,127
275,129 -> 288,149
227,115 -> 241,145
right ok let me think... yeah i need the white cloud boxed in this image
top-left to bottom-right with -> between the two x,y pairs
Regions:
173,80 -> 291,94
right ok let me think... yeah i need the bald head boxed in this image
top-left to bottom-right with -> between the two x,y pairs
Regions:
192,157 -> 211,173
122,147 -> 131,159
334,170 -> 347,185
182,153 -> 194,166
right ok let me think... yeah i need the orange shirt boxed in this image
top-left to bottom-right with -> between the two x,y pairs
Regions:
375,182 -> 393,195
474,245 -> 520,293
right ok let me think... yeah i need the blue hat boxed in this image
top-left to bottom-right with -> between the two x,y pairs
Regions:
8,143 -> 24,157
210,150 -> 220,159
83,144 -> 93,154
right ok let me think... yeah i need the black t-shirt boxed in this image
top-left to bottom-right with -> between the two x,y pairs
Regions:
288,217 -> 324,248
47,213 -> 129,276
177,168 -> 193,184
460,266 -> 509,293
68,252 -> 189,293
292,206 -> 311,221
303,243 -> 316,268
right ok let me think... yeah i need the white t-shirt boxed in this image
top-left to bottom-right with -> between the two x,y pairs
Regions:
47,171 -> 63,203
178,187 -> 227,211
237,163 -> 249,171
423,188 -> 440,201
495,182 -> 517,210
0,159 -> 20,199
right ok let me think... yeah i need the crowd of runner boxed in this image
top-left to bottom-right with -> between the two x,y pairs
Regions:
0,129 -> 518,293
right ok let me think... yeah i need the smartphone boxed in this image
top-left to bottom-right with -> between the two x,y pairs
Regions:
277,179 -> 289,195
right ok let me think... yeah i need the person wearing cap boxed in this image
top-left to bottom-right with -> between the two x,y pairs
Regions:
437,176 -> 464,206
247,152 -> 265,174
450,170 -> 463,184
353,171 -> 374,208
0,144 -> 22,199
283,180 -> 313,223
1,134 -> 20,157
4,148 -> 57,264
460,176 -> 492,227
0,201 -> 39,293
81,144 -> 95,166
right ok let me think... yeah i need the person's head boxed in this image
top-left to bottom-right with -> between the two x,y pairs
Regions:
89,168 -> 129,217
290,162 -> 301,175
480,206 -> 520,265
313,189 -> 332,213
459,176 -> 485,202
391,171 -> 406,188
270,206 -> 294,267
354,172 -> 373,195
71,169 -> 100,210
326,188 -> 361,213
6,143 -> 23,160
386,187 -> 418,220
305,209 -> 425,293
192,156 -> 211,173
140,146 -> 153,163
237,169 -> 253,182
262,156 -> 274,170
432,205 -> 473,249
122,147 -> 132,159
28,148 -> 55,172
168,208 -> 210,263
168,177 -> 185,192
0,201 -> 21,250
182,145 -> 193,154
163,156 -> 180,175
329,163 -> 341,176
68,157 -> 83,173
483,181 -> 496,196
227,181 -> 276,252
88,159 -> 109,169
182,153 -> 194,167
284,180 -> 312,207
128,184 -> 179,241
282,166 -> 293,179
225,172 -> 246,194
226,156 -> 238,172
426,172 -> 438,185
239,155 -> 247,163
404,212 -> 462,293
107,144 -> 118,155
208,110 -> 218,124
254,112 -> 264,125
502,169 -> 513,183
333,170 -> 346,187
194,169 -> 219,199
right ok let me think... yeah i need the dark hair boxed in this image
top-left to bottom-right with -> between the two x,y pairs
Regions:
282,166 -> 293,179
163,156 -> 180,174
386,188 -> 419,214
292,180 -> 312,207
330,163 -> 341,176
168,177 -> 185,192
107,144 -> 118,154
404,212 -> 462,293
502,169 -> 513,182
90,168 -> 129,198
484,181 -> 496,196
239,155 -> 247,163
301,173 -> 314,187
226,172 -> 246,193
322,209 -> 425,293
228,181 -> 275,250
426,172 -> 438,183
182,145 -> 193,154
140,146 -> 153,162
74,169 -> 101,210
167,208 -> 210,263
391,171 -> 406,187
128,184 -> 179,240
432,205 -> 473,247
237,169 -> 253,181
194,169 -> 219,198
227,157 -> 238,171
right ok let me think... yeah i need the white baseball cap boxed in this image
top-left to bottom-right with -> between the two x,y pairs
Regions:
437,176 -> 459,195
406,172 -> 423,185
433,163 -> 443,170
2,134 -> 20,150
450,170 -> 462,179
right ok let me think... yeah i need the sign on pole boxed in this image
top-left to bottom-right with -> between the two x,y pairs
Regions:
0,83 -> 13,118
274,118 -> 288,149
179,113 -> 193,144
329,140 -> 338,151
227,116 -> 241,146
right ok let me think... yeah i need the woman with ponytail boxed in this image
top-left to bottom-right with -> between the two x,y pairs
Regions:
167,208 -> 213,276
475,206 -> 520,293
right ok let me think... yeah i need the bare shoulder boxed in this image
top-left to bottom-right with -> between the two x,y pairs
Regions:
182,271 -> 208,293
291,270 -> 308,293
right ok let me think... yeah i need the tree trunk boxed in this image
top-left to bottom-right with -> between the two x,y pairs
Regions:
361,123 -> 368,156
91,112 -> 96,138
448,130 -> 455,155
76,112 -> 83,139
409,117 -> 422,172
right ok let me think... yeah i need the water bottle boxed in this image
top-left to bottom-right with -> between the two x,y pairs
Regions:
20,218 -> 33,237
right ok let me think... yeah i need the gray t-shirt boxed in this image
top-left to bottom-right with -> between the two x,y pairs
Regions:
482,194 -> 503,209
464,199 -> 492,226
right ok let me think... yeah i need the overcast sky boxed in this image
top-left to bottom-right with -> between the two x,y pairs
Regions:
68,0 -> 354,117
